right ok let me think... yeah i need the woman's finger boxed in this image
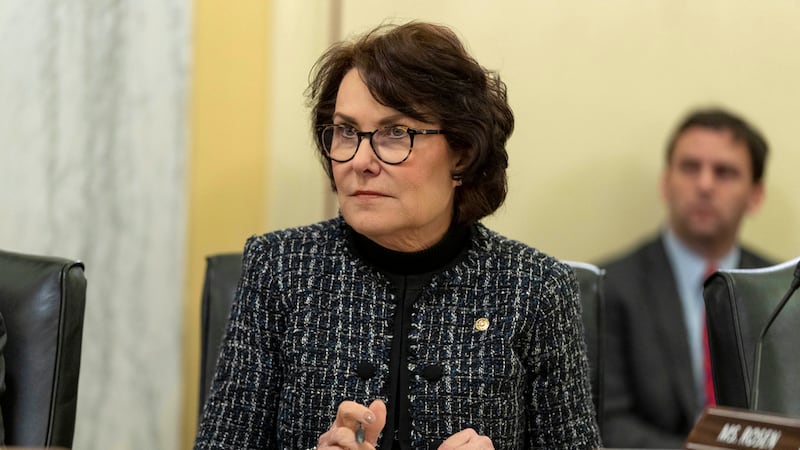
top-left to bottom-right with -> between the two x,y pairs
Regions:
438,428 -> 494,449
316,400 -> 385,449
333,400 -> 375,429
363,399 -> 387,445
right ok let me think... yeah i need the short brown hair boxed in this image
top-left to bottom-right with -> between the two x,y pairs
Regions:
306,22 -> 514,225
666,107 -> 769,183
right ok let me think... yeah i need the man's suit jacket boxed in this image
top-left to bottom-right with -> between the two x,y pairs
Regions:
600,235 -> 772,448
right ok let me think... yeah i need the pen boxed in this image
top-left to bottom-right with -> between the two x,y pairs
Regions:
355,422 -> 365,444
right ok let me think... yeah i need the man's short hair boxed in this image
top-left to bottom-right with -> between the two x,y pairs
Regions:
665,107 -> 769,183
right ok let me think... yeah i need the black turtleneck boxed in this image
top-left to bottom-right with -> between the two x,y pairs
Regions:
348,224 -> 471,449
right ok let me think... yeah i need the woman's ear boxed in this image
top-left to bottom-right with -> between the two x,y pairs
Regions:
450,150 -> 469,182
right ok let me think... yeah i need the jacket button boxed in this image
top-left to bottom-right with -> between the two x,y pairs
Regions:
421,365 -> 444,382
356,361 -> 376,380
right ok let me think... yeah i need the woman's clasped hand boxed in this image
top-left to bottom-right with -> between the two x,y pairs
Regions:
316,400 -> 494,450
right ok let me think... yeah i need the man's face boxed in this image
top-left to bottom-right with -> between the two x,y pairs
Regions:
661,126 -> 764,248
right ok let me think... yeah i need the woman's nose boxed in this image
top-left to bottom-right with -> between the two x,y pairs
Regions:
350,136 -> 381,174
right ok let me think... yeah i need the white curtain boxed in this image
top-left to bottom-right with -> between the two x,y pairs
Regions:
0,1 -> 190,449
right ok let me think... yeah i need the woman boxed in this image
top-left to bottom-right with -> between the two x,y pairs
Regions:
195,21 -> 600,449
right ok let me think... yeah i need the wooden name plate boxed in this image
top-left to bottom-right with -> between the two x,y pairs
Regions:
685,406 -> 800,450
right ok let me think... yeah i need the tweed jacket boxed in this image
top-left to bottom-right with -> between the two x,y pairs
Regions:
195,217 -> 600,449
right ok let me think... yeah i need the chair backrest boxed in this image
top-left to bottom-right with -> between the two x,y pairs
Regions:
198,252 -> 243,417
0,249 -> 87,448
565,260 -> 606,428
703,257 -> 800,415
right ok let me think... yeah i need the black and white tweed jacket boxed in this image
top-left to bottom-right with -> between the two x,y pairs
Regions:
195,217 -> 600,449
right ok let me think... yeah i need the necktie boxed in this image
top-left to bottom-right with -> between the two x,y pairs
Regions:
702,262 -> 717,406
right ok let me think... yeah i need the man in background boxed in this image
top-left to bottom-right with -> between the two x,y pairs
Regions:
601,107 -> 773,448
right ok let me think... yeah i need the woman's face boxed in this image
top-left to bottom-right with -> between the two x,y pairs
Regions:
331,69 -> 460,252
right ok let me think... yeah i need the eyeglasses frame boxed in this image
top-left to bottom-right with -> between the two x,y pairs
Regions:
318,124 -> 445,165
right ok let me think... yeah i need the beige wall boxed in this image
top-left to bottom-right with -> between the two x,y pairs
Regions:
266,0 -> 800,263
184,1 -> 270,447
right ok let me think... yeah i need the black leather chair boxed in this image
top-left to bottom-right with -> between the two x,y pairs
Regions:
565,261 -> 606,429
0,249 -> 87,448
703,257 -> 800,415
195,254 -> 607,426
197,252 -> 243,417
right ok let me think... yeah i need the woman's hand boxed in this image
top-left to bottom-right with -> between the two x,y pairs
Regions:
316,399 -> 387,449
438,428 -> 494,450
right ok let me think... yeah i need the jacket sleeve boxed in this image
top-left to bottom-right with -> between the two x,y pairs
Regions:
194,236 -> 284,449
525,261 -> 601,450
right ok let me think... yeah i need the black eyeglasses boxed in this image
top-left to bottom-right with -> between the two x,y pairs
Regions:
318,124 -> 445,165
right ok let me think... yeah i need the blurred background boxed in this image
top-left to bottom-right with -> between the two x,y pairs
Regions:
1,1 -> 798,449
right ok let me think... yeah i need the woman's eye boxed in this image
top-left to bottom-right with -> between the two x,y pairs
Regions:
340,126 -> 358,138
387,126 -> 408,138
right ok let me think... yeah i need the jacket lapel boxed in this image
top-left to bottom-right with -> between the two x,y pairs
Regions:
646,238 -> 699,421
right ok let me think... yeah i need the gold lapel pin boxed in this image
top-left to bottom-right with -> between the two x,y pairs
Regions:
474,317 -> 490,331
